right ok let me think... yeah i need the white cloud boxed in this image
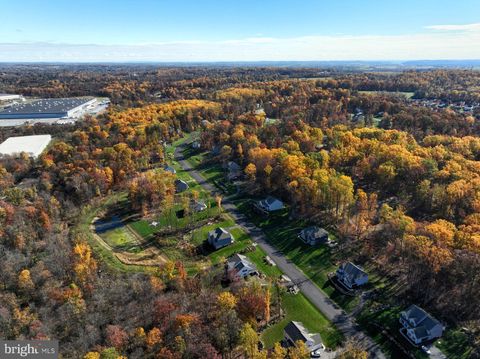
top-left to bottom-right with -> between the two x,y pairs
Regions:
425,23 -> 480,31
1,29 -> 480,62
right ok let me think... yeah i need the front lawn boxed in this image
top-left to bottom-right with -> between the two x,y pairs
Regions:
436,328 -> 474,359
261,293 -> 343,349
245,246 -> 283,278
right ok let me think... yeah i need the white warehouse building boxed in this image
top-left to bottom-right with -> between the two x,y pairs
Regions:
0,135 -> 52,159
0,93 -> 23,102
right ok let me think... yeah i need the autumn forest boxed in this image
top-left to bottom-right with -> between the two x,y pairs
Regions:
1,64 -> 480,359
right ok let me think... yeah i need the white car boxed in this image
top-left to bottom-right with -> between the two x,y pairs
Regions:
421,345 -> 431,354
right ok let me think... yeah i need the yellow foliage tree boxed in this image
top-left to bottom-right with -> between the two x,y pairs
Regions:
217,291 -> 237,311
18,269 -> 34,292
73,242 -> 97,286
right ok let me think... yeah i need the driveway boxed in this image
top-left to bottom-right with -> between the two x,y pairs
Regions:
174,144 -> 387,358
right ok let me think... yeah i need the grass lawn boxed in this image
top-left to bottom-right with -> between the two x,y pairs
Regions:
261,293 -> 343,349
129,203 -> 219,239
245,246 -> 283,278
99,227 -> 139,252
436,329 -> 474,359
74,193 -> 156,274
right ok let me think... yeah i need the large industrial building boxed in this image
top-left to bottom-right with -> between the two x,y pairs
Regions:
0,93 -> 23,102
0,97 -> 96,120
0,134 -> 52,158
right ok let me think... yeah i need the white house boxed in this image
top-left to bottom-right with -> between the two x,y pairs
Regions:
283,321 -> 324,352
227,254 -> 257,278
255,196 -> 284,213
336,262 -> 369,289
399,305 -> 444,345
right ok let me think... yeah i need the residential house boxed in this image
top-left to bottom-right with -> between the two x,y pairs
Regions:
175,179 -> 189,193
208,227 -> 234,250
399,305 -> 444,345
283,321 -> 324,352
192,200 -> 207,212
336,262 -> 369,289
164,164 -> 176,174
191,141 -> 201,149
211,145 -> 221,156
299,226 -> 329,246
254,196 -> 284,213
227,161 -> 242,180
226,253 -> 258,278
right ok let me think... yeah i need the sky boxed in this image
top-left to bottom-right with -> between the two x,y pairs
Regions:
1,0 -> 480,62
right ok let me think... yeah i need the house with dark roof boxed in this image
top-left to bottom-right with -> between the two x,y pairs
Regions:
336,262 -> 369,289
191,140 -> 201,149
254,196 -> 284,213
227,253 -> 258,278
399,305 -> 444,345
164,164 -> 176,174
283,321 -> 324,352
227,161 -> 242,180
175,179 -> 189,193
192,200 -> 207,212
208,227 -> 234,250
298,226 -> 329,246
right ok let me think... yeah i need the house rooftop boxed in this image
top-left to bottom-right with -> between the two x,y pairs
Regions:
264,196 -> 281,205
209,227 -> 232,242
402,305 -> 441,330
339,262 -> 367,280
301,226 -> 328,238
284,321 -> 321,347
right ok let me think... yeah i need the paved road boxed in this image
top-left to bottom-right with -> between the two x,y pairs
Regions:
174,144 -> 387,358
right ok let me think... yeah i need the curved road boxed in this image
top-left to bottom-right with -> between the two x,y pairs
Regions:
174,144 -> 387,358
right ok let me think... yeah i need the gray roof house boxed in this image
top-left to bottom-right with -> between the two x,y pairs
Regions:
175,179 -> 189,193
283,321 -> 324,352
255,196 -> 284,213
164,164 -> 176,174
227,161 -> 242,180
399,305 -> 444,345
208,227 -> 234,250
192,200 -> 207,212
227,254 -> 258,278
191,140 -> 201,149
336,262 -> 369,289
299,226 -> 329,246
